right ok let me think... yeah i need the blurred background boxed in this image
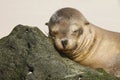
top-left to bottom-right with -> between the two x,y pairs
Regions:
0,0 -> 120,38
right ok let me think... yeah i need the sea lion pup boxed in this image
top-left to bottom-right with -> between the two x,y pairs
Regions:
46,7 -> 120,77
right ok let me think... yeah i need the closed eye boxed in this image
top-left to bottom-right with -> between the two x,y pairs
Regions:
73,29 -> 79,33
52,31 -> 58,35
49,31 -> 58,38
72,28 -> 83,35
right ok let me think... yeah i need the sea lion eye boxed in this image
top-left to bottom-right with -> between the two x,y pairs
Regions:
74,28 -> 83,34
52,31 -> 58,35
73,29 -> 79,33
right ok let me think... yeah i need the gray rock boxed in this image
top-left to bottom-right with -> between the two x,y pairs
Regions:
0,25 -> 119,80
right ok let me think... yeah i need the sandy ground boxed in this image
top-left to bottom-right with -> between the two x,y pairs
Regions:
0,0 -> 120,38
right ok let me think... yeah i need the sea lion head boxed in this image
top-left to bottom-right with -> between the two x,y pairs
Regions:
47,7 -> 90,53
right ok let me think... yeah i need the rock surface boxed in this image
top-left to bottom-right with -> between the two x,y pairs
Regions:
0,25 -> 120,80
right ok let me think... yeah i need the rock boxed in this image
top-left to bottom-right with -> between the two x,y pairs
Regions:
0,25 -> 119,80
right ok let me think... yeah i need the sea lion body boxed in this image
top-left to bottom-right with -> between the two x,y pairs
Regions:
47,8 -> 120,77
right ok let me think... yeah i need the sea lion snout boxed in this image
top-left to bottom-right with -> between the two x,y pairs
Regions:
48,24 -> 80,51
54,37 -> 78,51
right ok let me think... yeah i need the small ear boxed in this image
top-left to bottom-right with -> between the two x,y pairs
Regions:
84,22 -> 90,25
45,22 -> 49,26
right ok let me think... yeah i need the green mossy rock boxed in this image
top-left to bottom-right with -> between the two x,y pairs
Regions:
0,25 -> 119,80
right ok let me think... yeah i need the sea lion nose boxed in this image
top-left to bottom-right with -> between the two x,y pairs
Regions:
61,40 -> 68,49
